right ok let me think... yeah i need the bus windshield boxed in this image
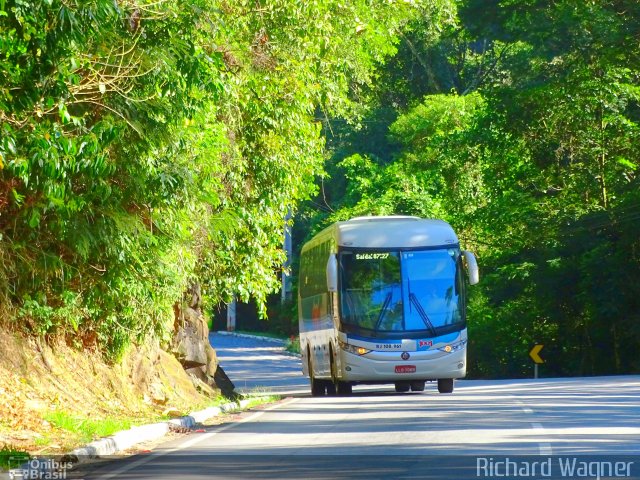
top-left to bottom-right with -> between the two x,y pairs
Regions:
339,249 -> 465,337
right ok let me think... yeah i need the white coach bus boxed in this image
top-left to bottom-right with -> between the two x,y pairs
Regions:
298,216 -> 479,395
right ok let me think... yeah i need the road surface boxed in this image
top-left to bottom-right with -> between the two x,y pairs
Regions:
76,334 -> 640,479
210,332 -> 308,395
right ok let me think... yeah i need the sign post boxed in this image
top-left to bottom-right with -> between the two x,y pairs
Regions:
281,209 -> 292,303
529,344 -> 544,379
226,297 -> 236,332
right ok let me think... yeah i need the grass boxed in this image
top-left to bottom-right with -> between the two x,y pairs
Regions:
43,411 -> 137,445
242,390 -> 281,403
231,329 -> 300,354
211,390 -> 281,411
33,436 -> 51,447
284,335 -> 300,355
0,396 -> 283,466
234,330 -> 289,340
0,446 -> 30,471
0,390 -> 280,457
42,393 -> 280,449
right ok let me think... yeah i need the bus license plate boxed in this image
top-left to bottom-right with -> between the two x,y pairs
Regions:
395,365 -> 416,373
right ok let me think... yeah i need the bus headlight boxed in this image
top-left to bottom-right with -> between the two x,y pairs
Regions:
438,340 -> 467,353
339,341 -> 371,356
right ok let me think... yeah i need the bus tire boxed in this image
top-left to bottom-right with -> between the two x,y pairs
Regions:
437,378 -> 454,393
410,381 -> 425,392
311,378 -> 326,396
395,382 -> 410,393
328,347 -> 349,395
337,381 -> 352,395
311,376 -> 326,396
309,354 -> 326,396
326,380 -> 337,395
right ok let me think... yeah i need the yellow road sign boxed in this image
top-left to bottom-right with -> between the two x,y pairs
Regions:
529,344 -> 544,364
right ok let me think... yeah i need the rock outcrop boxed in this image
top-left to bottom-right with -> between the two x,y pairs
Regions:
172,284 -> 239,399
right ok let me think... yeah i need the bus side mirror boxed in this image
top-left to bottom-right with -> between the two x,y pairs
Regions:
463,251 -> 479,285
326,253 -> 338,292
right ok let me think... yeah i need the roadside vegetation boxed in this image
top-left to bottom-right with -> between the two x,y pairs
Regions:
37,392 -> 278,451
39,411 -> 152,450
0,324 -> 284,455
234,331 -> 288,341
0,446 -> 28,471
0,1 -> 438,357
297,0 -> 640,378
284,336 -> 300,355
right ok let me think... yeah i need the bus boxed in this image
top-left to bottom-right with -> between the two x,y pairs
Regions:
298,216 -> 479,396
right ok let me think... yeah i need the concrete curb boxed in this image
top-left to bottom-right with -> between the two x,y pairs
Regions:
215,330 -> 286,345
69,397 -> 257,463
67,332 -> 292,462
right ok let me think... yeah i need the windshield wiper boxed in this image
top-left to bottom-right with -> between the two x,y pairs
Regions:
409,292 -> 437,337
374,292 -> 392,331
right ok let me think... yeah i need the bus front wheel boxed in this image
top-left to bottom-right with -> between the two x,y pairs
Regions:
336,381 -> 352,395
326,380 -> 336,395
330,350 -> 352,395
309,355 -> 326,396
437,378 -> 454,394
311,378 -> 326,396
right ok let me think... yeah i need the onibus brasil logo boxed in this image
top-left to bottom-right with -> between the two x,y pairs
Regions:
7,456 -> 73,480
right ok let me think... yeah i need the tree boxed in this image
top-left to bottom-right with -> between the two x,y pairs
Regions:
0,0 -> 433,357
307,0 -> 640,377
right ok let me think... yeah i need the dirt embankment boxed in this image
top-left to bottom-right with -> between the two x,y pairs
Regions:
0,291 -> 227,453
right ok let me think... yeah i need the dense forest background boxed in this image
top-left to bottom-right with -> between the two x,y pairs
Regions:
297,0 -> 640,378
1,0 -> 639,378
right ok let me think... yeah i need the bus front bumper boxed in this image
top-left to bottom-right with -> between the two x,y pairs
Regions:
338,348 -> 467,382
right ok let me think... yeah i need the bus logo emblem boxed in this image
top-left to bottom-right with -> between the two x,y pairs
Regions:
401,352 -> 410,360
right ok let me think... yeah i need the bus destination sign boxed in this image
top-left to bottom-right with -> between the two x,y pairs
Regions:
355,253 -> 390,260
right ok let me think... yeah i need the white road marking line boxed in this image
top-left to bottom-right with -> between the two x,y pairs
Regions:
174,397 -> 299,450
96,397 -> 299,480
531,422 -> 553,455
513,396 -> 550,455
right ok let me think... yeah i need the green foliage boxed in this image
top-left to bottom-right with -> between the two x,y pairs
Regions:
263,297 -> 297,337
0,446 -> 29,470
285,335 -> 300,355
303,0 -> 640,377
18,291 -> 88,336
43,410 -> 134,443
320,93 -> 484,225
0,0 -> 433,357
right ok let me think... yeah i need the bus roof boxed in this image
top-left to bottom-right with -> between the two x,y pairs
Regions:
302,216 -> 459,251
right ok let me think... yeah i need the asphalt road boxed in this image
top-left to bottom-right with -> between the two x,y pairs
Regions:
76,334 -> 640,480
209,332 -> 308,395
